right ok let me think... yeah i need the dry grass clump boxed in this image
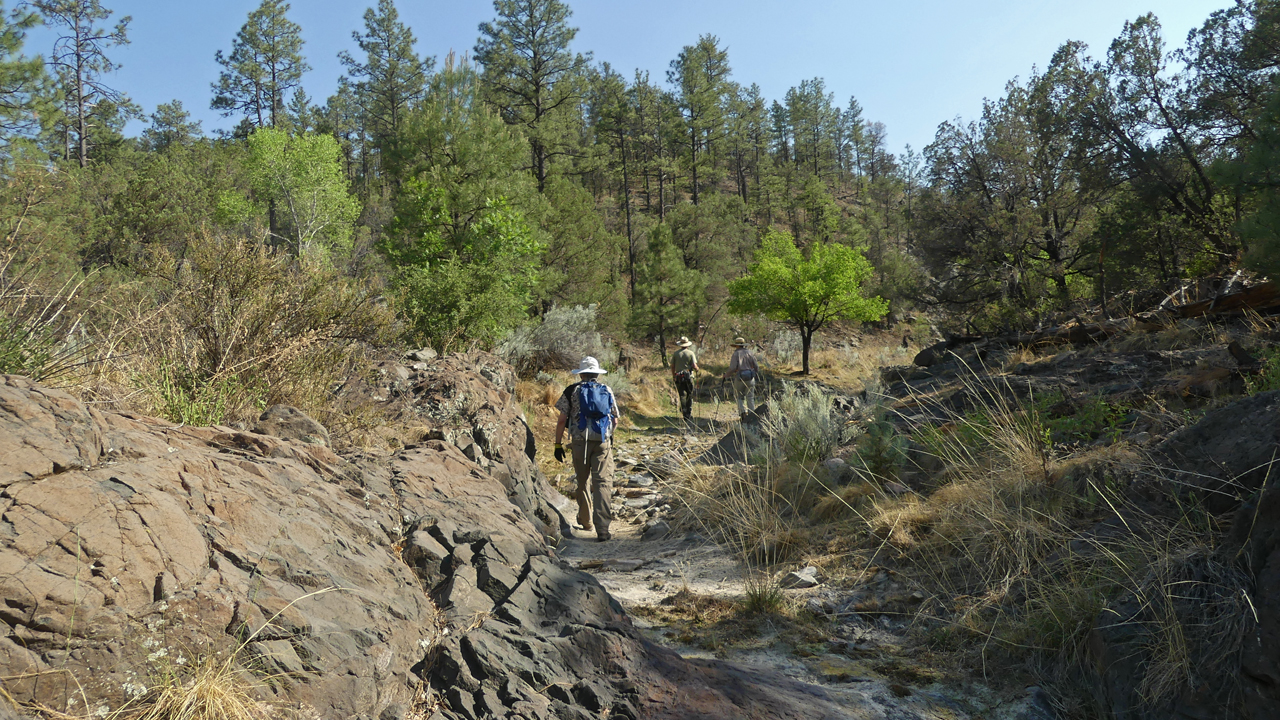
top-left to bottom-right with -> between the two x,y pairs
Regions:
83,233 -> 393,436
614,375 -> 666,418
114,654 -> 271,720
862,375 -> 1253,713
0,232 -> 93,384
810,482 -> 879,523
668,463 -> 799,559
803,332 -> 915,391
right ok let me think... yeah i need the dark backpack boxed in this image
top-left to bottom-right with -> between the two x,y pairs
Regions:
738,368 -> 757,381
576,381 -> 613,439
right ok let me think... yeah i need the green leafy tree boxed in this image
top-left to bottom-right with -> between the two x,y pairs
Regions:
34,0 -> 133,166
211,0 -> 309,130
631,223 -> 707,366
383,57 -> 545,352
393,200 -> 539,353
728,229 -> 886,374
242,127 -> 361,256
474,0 -> 591,191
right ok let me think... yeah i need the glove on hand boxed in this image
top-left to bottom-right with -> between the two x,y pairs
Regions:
554,443 -> 566,462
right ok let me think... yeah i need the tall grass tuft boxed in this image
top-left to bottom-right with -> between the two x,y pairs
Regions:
0,236 -> 90,383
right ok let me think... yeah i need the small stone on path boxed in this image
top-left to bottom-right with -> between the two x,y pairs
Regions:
779,566 -> 824,589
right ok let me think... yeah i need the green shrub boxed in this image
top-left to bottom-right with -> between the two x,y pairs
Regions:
154,364 -> 264,426
855,408 -> 908,481
1246,346 -> 1280,394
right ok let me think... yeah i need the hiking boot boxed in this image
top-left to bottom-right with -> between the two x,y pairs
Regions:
578,524 -> 593,532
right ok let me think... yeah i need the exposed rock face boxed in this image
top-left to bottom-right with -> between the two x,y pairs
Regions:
1156,389 -> 1280,512
253,404 -> 330,446
0,374 -> 436,718
0,360 -> 899,719
355,351 -> 569,541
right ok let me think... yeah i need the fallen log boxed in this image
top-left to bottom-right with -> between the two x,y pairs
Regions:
1173,281 -> 1280,318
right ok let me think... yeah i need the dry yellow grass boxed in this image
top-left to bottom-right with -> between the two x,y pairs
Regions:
114,655 -> 271,720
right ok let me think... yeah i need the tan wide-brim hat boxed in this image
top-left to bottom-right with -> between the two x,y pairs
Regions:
675,336 -> 693,347
731,337 -> 748,347
571,356 -> 608,375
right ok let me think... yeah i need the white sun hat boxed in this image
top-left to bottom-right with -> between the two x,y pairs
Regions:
675,336 -> 693,347
571,356 -> 608,375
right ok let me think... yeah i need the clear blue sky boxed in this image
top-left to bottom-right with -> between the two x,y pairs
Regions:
25,0 -> 1233,156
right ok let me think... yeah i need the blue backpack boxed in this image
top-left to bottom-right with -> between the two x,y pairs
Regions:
576,381 -> 613,439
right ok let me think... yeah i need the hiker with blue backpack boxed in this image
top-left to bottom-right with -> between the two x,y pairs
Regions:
725,337 -> 759,420
553,357 -> 620,542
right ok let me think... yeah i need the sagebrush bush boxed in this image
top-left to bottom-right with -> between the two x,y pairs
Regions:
497,304 -> 617,377
760,382 -> 847,462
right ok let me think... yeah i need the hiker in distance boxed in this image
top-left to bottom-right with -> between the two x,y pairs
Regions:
671,336 -> 699,421
725,338 -> 759,420
553,357 -> 620,541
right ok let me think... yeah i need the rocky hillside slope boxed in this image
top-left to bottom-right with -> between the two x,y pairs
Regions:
0,353 -> 919,720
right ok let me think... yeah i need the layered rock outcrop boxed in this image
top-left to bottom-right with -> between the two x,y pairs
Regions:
0,355 -> 884,719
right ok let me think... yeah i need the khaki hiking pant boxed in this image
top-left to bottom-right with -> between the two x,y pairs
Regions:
732,375 -> 756,415
571,435 -> 614,534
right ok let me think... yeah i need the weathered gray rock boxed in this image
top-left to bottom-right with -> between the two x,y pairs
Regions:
626,473 -> 654,488
642,519 -> 672,542
823,457 -> 854,484
1,369 -> 919,720
405,347 -> 438,363
912,341 -> 949,368
779,566 -> 824,589
354,351 -> 570,540
1156,390 -> 1280,512
253,403 -> 330,446
644,451 -> 685,480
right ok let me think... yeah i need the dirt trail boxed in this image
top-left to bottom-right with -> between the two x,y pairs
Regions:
550,416 -> 1053,720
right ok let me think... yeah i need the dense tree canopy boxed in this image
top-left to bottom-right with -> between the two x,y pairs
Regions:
3,0 -> 1280,362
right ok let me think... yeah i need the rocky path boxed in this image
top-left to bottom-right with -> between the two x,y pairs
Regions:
550,416 -> 1054,720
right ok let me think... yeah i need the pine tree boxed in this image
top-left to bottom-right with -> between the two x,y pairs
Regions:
668,34 -> 732,205
631,223 -> 707,366
474,0 -> 591,191
338,0 -> 429,181
33,0 -> 132,166
0,3 -> 48,139
211,0 -> 309,130
142,100 -> 202,151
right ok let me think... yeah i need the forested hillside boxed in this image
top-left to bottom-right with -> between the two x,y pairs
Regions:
4,0 -> 1280,418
